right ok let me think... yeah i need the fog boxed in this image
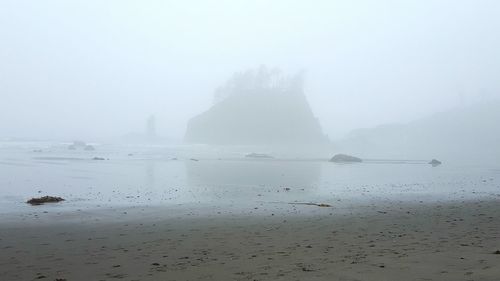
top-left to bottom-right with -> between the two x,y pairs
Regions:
1,0 -> 500,142
3,2 -> 500,279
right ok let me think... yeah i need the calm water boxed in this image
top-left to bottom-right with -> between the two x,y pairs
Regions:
1,141 -> 499,214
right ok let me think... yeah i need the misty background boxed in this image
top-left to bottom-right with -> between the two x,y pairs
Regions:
1,0 -> 500,142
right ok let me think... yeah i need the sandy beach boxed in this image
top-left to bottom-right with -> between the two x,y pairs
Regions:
1,143 -> 500,280
1,199 -> 499,281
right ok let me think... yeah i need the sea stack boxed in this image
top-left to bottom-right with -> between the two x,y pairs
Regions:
184,66 -> 329,145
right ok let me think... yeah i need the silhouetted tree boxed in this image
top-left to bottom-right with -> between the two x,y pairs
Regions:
213,66 -> 304,104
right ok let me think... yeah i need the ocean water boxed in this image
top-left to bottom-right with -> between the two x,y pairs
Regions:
0,141 -> 499,215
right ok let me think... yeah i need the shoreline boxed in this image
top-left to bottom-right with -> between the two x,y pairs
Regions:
1,199 -> 499,280
1,195 -> 497,227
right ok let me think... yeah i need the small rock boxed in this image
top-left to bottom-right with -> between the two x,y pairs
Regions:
329,154 -> 362,163
429,159 -> 442,166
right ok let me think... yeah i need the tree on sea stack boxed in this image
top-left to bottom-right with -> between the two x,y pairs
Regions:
184,66 -> 329,145
213,65 -> 305,104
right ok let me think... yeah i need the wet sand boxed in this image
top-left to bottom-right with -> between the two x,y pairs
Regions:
1,199 -> 499,281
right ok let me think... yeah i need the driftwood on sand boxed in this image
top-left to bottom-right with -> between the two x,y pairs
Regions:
288,202 -> 332,207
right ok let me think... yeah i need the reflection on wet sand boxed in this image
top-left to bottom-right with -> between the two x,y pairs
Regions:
185,159 -> 322,203
186,159 -> 321,187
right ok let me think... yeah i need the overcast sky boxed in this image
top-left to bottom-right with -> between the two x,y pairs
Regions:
1,0 -> 499,141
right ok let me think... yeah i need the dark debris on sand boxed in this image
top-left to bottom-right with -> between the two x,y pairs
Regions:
27,196 -> 65,205
289,202 -> 332,207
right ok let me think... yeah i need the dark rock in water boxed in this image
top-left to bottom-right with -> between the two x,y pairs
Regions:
84,145 -> 95,151
330,154 -> 362,163
190,158 -> 199,161
27,196 -> 64,205
429,159 -> 442,166
92,157 -> 106,160
245,153 -> 274,159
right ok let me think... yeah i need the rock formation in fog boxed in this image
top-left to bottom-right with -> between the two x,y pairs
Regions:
184,66 -> 329,145
334,100 -> 500,163
121,115 -> 172,144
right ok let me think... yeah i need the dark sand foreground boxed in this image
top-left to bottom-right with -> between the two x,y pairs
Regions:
1,200 -> 499,281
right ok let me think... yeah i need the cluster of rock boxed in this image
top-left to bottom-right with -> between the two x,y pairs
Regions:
68,141 -> 95,151
328,154 -> 443,167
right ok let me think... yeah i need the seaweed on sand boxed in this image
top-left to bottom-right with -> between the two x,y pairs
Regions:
27,196 -> 65,205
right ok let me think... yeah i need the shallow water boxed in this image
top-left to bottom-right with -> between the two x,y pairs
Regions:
0,141 -> 499,215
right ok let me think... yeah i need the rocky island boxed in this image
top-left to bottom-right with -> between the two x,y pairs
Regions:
184,66 -> 329,146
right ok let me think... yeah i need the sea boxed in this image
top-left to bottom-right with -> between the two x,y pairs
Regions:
0,141 -> 499,217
